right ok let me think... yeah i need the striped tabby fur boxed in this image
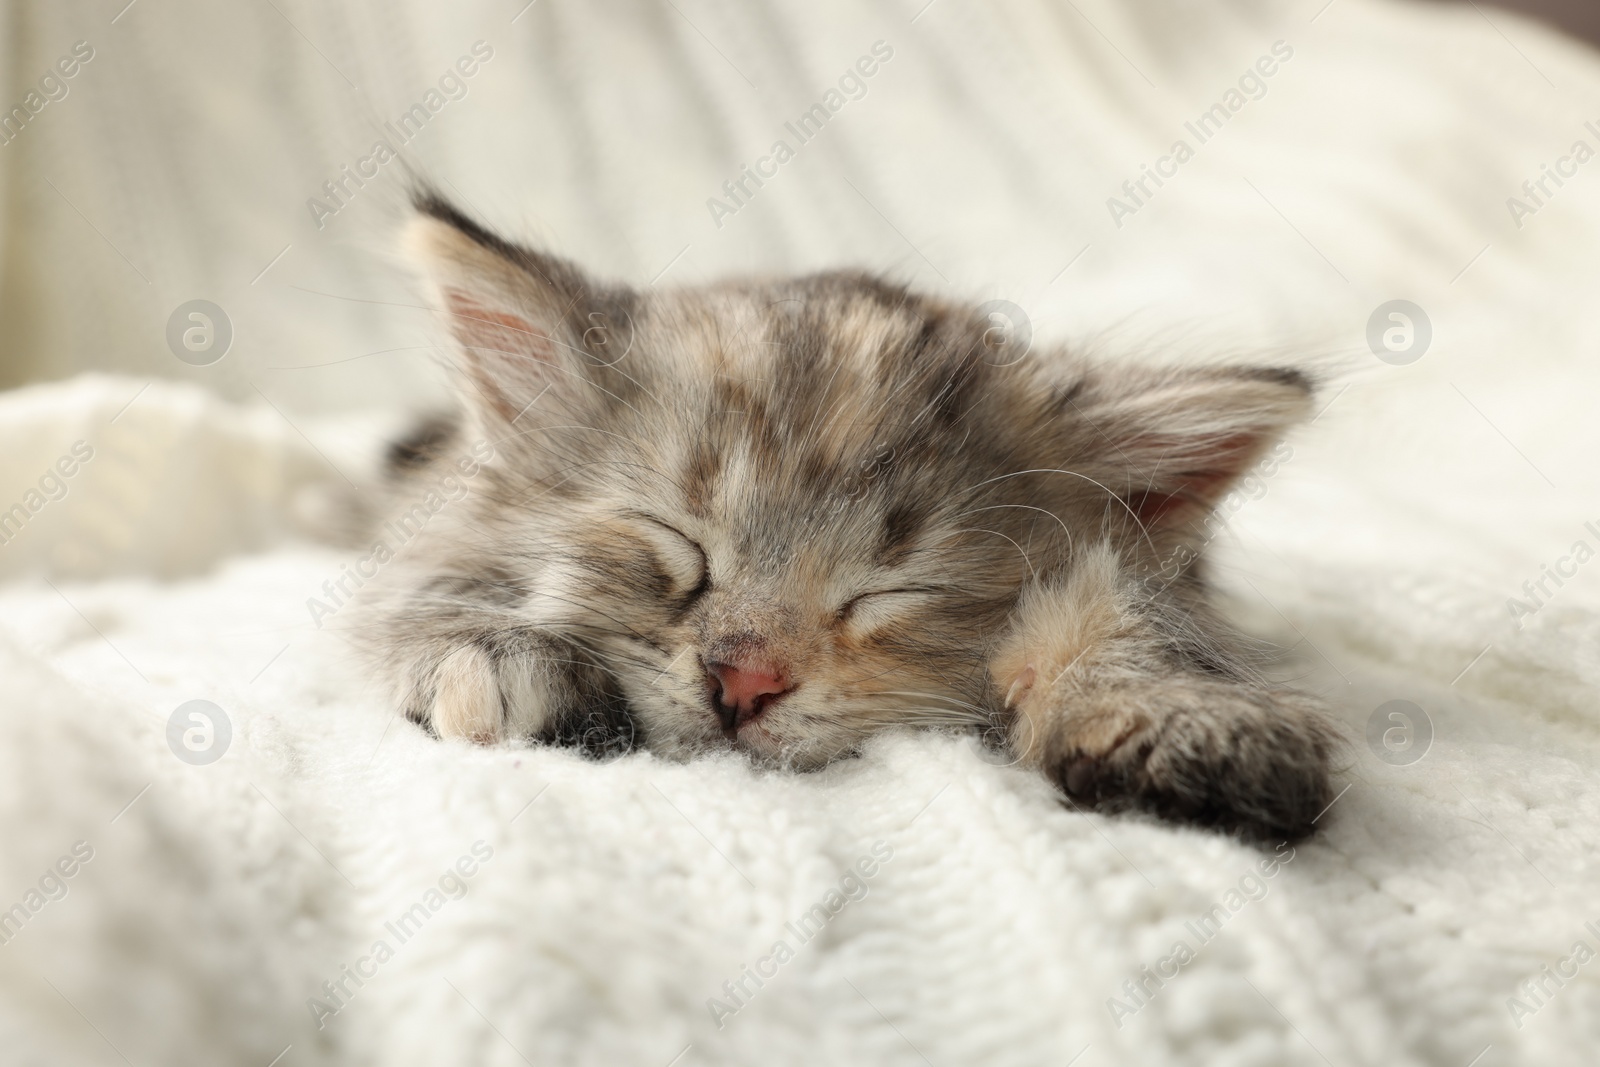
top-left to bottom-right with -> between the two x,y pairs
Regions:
359,195 -> 1338,841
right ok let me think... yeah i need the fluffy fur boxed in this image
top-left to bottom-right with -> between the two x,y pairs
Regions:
359,194 -> 1337,841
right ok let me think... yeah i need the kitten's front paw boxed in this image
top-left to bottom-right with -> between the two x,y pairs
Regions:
405,632 -> 633,753
408,636 -> 561,744
426,644 -> 509,743
1002,665 -> 1338,841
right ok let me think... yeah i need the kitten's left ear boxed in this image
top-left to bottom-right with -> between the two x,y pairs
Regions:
1062,366 -> 1314,530
405,194 -> 632,426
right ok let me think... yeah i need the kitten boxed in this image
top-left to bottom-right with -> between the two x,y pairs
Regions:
360,194 -> 1338,841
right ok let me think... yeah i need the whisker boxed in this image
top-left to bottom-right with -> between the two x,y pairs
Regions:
964,467 -> 1159,560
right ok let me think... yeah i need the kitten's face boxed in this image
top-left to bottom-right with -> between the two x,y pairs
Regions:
409,201 -> 1311,764
514,280 -> 1064,766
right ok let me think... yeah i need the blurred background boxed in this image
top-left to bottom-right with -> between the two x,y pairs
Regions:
2,0 -> 1598,416
1486,0 -> 1600,44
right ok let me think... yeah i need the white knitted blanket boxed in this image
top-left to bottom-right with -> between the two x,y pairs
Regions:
4,0 -> 1600,1064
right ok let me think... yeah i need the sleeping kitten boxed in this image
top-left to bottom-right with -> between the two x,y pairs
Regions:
361,194 -> 1338,841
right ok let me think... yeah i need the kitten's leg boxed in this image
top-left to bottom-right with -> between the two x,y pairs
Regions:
990,547 -> 1338,841
401,629 -> 629,751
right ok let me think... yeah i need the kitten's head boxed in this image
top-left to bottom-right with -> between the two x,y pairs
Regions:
405,197 -> 1312,765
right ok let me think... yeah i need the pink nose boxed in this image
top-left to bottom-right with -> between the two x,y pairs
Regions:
706,659 -> 792,731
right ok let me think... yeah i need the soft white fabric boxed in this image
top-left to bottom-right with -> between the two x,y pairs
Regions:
6,373 -> 1600,1067
4,0 -> 1600,1064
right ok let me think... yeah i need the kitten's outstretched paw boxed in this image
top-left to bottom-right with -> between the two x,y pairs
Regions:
1006,670 -> 1338,842
409,638 -> 561,744
427,644 -> 514,743
404,633 -> 634,753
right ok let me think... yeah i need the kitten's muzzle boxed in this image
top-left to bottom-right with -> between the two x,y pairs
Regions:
704,656 -> 793,733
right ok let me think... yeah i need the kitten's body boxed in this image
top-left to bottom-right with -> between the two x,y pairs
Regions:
361,196 -> 1337,841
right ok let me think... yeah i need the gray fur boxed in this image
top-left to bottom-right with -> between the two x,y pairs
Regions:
357,195 -> 1338,842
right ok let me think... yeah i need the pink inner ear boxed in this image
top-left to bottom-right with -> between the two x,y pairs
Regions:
1124,431 -> 1263,528
443,290 -> 550,361
442,289 -> 555,421
1128,488 -> 1194,527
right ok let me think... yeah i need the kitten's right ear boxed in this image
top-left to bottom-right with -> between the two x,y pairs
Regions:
405,195 -> 623,426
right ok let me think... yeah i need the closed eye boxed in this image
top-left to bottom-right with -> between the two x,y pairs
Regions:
836,587 -> 937,624
632,515 -> 709,605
